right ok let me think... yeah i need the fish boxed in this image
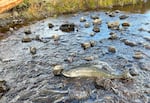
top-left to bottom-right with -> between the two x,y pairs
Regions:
62,64 -> 132,79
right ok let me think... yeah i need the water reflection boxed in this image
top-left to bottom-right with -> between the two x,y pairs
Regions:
111,0 -> 150,14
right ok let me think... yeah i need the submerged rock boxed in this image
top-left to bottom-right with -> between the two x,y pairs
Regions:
95,78 -> 114,90
93,26 -> 100,32
83,56 -> 94,61
60,23 -> 75,32
122,22 -> 130,27
69,89 -> 89,100
90,32 -> 96,36
139,62 -> 150,71
90,15 -> 99,19
119,15 -> 129,19
22,36 -> 32,42
108,32 -> 118,40
84,22 -> 90,28
0,80 -> 9,98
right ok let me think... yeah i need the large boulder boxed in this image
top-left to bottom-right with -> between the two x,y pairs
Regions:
59,23 -> 75,32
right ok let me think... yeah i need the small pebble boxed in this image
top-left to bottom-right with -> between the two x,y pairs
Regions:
22,36 -> 32,42
80,17 -> 86,22
108,33 -> 118,40
90,40 -> 96,47
108,12 -> 115,17
124,40 -> 137,46
81,42 -> 91,50
133,52 -> 143,59
93,19 -> 102,25
122,22 -> 130,26
84,22 -> 90,28
90,15 -> 99,19
139,62 -> 150,71
108,46 -> 116,53
24,29 -> 31,35
51,34 -> 60,41
30,47 -> 36,55
84,56 -> 94,61
48,23 -> 54,28
93,26 -> 100,32
90,32 -> 96,36
119,15 -> 129,19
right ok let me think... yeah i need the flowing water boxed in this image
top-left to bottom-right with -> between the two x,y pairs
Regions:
0,1 -> 150,103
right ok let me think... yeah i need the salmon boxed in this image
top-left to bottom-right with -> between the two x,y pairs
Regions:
62,64 -> 132,79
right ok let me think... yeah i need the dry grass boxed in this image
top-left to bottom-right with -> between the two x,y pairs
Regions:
17,0 -> 139,19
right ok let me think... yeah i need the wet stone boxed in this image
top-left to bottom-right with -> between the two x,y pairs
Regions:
60,23 -> 75,32
30,47 -> 36,55
84,56 -> 94,61
139,62 -> 150,71
93,26 -> 100,32
48,23 -> 54,28
144,83 -> 150,88
51,34 -> 60,41
52,65 -> 64,76
84,22 -> 90,28
108,33 -> 118,40
124,40 -> 137,47
129,67 -> 139,76
108,46 -> 116,53
90,15 -> 99,19
107,21 -> 120,29
122,22 -> 130,27
90,32 -> 96,36
24,29 -> 32,35
133,52 -> 143,59
119,15 -> 129,19
95,79 -> 114,90
115,10 -> 121,13
80,17 -> 86,22
108,12 -> 115,17
69,89 -> 89,100
22,36 -> 32,42
81,42 -> 91,50
64,57 -> 74,63
90,40 -> 96,47
144,36 -> 150,42
93,18 -> 102,25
